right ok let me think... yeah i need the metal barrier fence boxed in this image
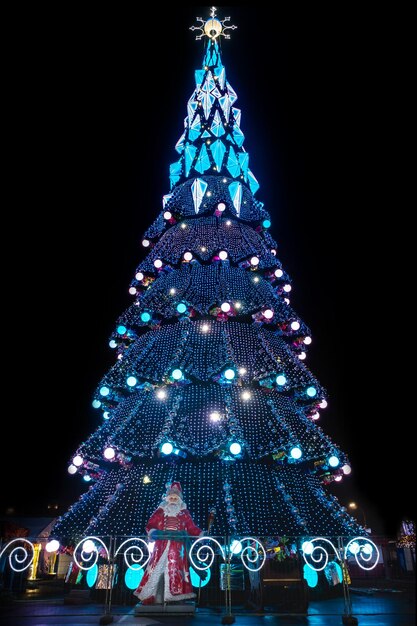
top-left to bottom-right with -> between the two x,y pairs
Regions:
0,534 -> 415,624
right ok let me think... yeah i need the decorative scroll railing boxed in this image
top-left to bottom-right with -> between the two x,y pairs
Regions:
0,534 -> 379,578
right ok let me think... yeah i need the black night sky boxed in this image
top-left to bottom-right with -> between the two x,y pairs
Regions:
2,6 -> 414,538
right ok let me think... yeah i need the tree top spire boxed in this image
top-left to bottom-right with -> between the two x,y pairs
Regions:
190,7 -> 237,41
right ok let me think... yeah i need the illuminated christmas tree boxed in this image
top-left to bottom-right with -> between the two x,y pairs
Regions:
51,10 -> 363,545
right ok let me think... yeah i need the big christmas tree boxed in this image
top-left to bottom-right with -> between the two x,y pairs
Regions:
51,10 -> 363,545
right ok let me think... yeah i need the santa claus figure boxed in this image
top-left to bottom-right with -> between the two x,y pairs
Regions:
134,481 -> 203,605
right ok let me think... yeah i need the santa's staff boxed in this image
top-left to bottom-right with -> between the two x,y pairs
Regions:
197,507 -> 216,606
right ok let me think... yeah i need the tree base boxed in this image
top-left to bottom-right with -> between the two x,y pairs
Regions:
342,615 -> 358,625
221,615 -> 235,624
99,615 -> 114,625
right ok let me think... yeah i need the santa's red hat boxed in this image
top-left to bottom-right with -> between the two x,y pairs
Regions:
166,481 -> 183,498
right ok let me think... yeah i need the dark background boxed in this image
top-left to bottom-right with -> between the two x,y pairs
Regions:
2,6 -> 413,537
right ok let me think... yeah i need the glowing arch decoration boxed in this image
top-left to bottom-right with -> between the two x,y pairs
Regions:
189,536 -> 226,572
73,536 -> 109,570
0,539 -> 35,572
189,536 -> 266,573
302,536 -> 380,572
344,537 -> 380,571
114,537 -> 151,571
238,537 -> 266,572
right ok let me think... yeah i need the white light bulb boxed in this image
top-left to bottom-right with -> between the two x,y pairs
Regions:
163,211 -> 172,220
263,309 -> 274,319
250,256 -> 259,266
291,321 -> 300,331
219,250 -> 228,260
45,540 -> 60,553
221,302 -> 231,312
135,272 -> 144,281
275,268 -> 283,278
154,259 -> 163,268
104,447 -> 115,460
184,252 -> 193,261
142,239 -> 150,247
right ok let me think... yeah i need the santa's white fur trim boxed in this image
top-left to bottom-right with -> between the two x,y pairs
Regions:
135,541 -> 195,603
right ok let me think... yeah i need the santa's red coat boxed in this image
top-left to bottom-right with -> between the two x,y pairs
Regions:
134,506 -> 202,604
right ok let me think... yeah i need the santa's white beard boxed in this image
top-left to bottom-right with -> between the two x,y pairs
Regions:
160,500 -> 185,516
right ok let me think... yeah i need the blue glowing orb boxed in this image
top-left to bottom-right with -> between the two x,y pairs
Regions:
86,564 -> 98,588
303,563 -> 318,588
190,565 -> 211,588
124,566 -> 144,590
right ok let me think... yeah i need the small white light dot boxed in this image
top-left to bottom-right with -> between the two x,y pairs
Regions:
283,284 -> 292,292
156,389 -> 167,399
239,367 -> 247,375
241,391 -> 251,401
135,272 -> 144,281
304,336 -> 312,345
154,259 -> 163,268
298,351 -> 307,360
73,455 -> 83,467
263,309 -> 274,319
250,256 -> 259,266
291,321 -> 300,331
142,239 -> 150,247
219,250 -> 228,260
128,287 -> 137,295
217,202 -> 226,211
170,288 -> 176,295
275,268 -> 283,278
184,252 -> 193,261
210,411 -> 221,422
201,323 -> 210,333
225,220 -> 232,226
319,399 -> 328,409
181,223 -> 187,229
221,302 -> 231,312
163,211 -> 172,220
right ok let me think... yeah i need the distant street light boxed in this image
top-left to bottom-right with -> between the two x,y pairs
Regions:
348,501 -> 367,528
